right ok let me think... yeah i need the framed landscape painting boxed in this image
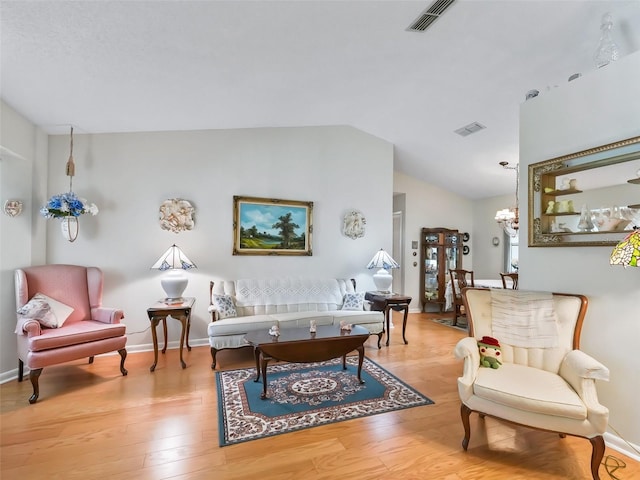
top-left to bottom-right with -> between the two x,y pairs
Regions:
233,196 -> 313,256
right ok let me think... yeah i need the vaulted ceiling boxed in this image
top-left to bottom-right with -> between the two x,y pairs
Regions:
2,1 -> 639,199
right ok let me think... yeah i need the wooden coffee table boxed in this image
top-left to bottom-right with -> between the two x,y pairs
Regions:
244,324 -> 369,399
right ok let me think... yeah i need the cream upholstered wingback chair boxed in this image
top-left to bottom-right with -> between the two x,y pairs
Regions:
15,264 -> 128,404
454,288 -> 609,480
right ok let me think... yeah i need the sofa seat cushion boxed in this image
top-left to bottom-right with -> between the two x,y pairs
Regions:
473,363 -> 586,420
207,314 -> 276,337
28,321 -> 126,352
270,311 -> 336,328
333,310 -> 383,325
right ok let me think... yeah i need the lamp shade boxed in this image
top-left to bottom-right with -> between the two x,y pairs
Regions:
366,249 -> 399,270
610,230 -> 640,268
151,244 -> 197,271
367,249 -> 399,293
151,245 -> 196,301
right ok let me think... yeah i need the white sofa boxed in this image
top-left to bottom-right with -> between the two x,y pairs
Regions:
207,277 -> 384,369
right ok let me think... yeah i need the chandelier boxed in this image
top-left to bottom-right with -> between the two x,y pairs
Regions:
495,161 -> 519,237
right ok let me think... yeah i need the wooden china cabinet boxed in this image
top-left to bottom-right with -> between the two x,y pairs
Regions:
420,227 -> 463,312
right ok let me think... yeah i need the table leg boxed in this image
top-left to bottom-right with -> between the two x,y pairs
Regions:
161,317 -> 168,354
385,307 -> 391,347
402,305 -> 409,344
177,315 -> 187,369
186,311 -> 192,351
260,353 -> 270,399
342,354 -> 347,370
253,347 -> 261,382
356,345 -> 365,384
150,317 -> 160,372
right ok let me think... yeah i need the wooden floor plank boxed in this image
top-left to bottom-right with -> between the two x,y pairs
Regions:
1,311 -> 638,479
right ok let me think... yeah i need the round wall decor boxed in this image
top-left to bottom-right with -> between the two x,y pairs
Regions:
463,245 -> 470,255
492,236 -> 500,246
462,232 -> 470,242
342,210 -> 366,239
159,198 -> 195,233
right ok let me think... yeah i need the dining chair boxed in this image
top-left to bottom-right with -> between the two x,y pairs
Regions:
449,269 -> 474,326
500,272 -> 519,289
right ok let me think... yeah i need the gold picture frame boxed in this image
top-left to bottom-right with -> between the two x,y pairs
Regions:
233,196 -> 313,256
528,136 -> 640,247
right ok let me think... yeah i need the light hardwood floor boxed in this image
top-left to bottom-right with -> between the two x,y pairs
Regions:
1,312 -> 638,479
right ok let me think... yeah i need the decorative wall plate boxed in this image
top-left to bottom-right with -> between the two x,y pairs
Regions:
342,210 -> 366,239
462,232 -> 470,242
3,199 -> 23,217
159,198 -> 195,233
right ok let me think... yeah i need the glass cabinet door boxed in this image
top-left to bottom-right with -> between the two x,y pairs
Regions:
424,245 -> 438,301
444,233 -> 460,276
420,228 -> 463,312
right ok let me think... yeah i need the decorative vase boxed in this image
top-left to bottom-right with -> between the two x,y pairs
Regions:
61,216 -> 79,242
577,204 -> 594,232
594,13 -> 620,68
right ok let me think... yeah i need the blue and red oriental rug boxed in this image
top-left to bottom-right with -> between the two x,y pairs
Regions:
216,356 -> 434,446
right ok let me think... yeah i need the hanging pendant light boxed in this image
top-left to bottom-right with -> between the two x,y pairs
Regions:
495,161 -> 519,237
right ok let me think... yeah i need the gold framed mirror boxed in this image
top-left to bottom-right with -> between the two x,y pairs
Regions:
528,136 -> 640,247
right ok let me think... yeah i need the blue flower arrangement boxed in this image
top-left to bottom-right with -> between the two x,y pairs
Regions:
40,192 -> 98,219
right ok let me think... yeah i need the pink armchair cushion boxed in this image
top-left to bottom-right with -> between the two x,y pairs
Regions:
17,293 -> 74,329
27,321 -> 126,352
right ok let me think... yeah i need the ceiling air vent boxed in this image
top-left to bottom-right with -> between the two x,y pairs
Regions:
407,0 -> 457,32
454,122 -> 486,137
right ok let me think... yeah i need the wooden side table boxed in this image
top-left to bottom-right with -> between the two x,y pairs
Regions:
147,297 -> 195,372
364,292 -> 412,346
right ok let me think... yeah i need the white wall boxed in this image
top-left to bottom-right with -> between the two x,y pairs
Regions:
471,193 -> 513,278
393,171 -> 474,311
520,51 -> 640,455
22,125 -> 394,358
0,101 -> 48,380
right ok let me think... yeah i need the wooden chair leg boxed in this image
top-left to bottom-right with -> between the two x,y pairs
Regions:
461,404 -> 472,450
589,435 -> 605,480
18,359 -> 24,382
211,347 -> 218,370
28,368 -> 42,404
118,349 -> 128,376
377,332 -> 383,349
452,301 -> 458,326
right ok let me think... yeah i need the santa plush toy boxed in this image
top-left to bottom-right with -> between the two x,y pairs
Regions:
478,336 -> 502,369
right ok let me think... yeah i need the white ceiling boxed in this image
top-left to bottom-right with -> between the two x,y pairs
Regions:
2,0 -> 640,199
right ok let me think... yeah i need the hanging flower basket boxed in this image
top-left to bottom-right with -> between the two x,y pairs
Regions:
40,192 -> 98,242
40,192 -> 98,219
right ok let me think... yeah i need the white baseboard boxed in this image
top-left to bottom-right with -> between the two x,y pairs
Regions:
605,432 -> 640,462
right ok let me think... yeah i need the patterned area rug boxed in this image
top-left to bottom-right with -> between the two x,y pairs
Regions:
216,357 -> 434,446
431,317 -> 468,331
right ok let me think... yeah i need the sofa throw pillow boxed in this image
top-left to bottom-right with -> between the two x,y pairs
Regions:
342,292 -> 365,311
16,293 -> 74,329
211,294 -> 237,319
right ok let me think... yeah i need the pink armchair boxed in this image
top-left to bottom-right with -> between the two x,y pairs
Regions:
15,264 -> 127,404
